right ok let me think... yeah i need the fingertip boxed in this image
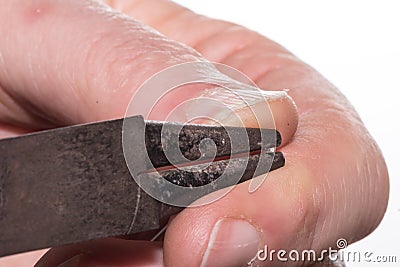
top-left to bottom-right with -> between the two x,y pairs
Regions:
224,90 -> 298,146
269,93 -> 298,146
163,208 -> 214,267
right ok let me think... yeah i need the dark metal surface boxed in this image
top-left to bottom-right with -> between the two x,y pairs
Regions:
153,152 -> 284,187
145,121 -> 281,168
0,116 -> 160,257
0,115 -> 285,257
139,152 -> 284,206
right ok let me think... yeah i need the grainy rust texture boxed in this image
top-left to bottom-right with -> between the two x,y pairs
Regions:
138,152 -> 284,205
147,152 -> 284,188
145,121 -> 281,168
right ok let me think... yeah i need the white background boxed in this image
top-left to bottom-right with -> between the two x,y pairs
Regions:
174,1 -> 400,266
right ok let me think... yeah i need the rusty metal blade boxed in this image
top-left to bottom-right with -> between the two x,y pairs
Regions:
0,116 -> 162,257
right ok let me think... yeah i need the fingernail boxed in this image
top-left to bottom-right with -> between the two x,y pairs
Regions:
200,218 -> 261,267
58,254 -> 83,267
186,85 -> 288,128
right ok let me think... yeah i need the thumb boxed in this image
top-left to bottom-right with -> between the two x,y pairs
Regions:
0,0 -> 198,127
0,0 -> 297,142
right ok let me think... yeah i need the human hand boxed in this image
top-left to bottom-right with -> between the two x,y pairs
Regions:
0,0 -> 388,266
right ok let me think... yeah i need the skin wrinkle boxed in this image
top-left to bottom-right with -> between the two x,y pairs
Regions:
359,157 -> 370,233
222,44 -> 279,79
148,4 -> 187,29
316,183 -> 329,249
0,86 -> 56,129
171,16 -> 230,49
372,162 -> 382,228
334,154 -> 353,240
0,123 -> 30,138
135,3 -> 241,54
301,173 -> 323,251
339,173 -> 349,235
0,16 -> 12,90
328,177 -> 339,244
351,131 -> 385,237
362,145 -> 380,237
4,90 -> 62,127
112,0 -> 210,46
295,192 -> 316,252
307,181 -> 324,254
188,32 -> 293,87
311,177 -> 330,251
190,32 -> 293,76
0,87 -> 20,120
192,25 -> 258,63
233,53 -> 300,84
372,162 -> 385,230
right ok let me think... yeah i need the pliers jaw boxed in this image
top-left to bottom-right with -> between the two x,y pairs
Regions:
0,115 -> 284,257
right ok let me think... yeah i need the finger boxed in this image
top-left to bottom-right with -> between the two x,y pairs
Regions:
106,1 -> 389,266
0,0 -> 297,146
36,239 -> 163,267
0,0 -> 194,127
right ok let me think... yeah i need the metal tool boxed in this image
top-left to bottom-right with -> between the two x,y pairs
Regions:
0,115 -> 284,257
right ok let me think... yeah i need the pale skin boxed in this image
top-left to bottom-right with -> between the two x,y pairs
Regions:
0,0 -> 389,266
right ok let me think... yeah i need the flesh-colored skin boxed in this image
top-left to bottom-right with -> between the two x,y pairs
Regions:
0,1 -> 389,266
